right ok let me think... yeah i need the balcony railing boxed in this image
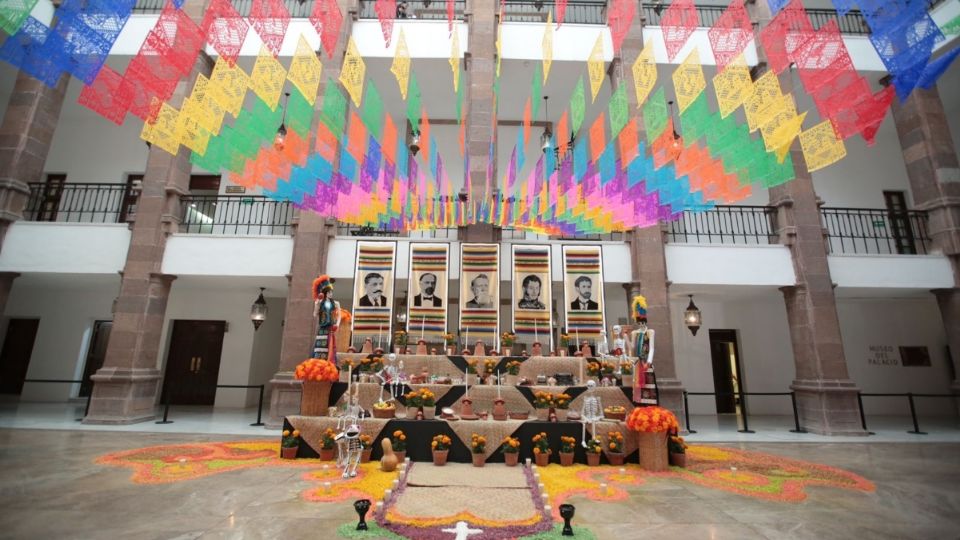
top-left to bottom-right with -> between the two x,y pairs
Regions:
643,4 -> 871,36
134,0 -> 315,16
821,207 -> 931,255
667,205 -> 777,245
180,195 -> 293,235
24,183 -> 132,224
359,0 -> 466,21
336,224 -> 459,239
501,0 -> 607,25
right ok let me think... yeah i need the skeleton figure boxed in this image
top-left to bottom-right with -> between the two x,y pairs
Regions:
580,380 -> 604,448
336,385 -> 365,478
612,325 -> 627,360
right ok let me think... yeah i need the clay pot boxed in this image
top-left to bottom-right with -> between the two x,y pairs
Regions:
319,448 -> 336,461
472,453 -> 485,467
607,452 -> 625,466
535,408 -> 550,421
504,452 -> 519,467
433,450 -> 449,466
281,446 -> 298,459
393,450 -> 406,464
502,347 -> 512,356
360,448 -> 373,463
555,408 -> 568,421
586,452 -> 601,466
422,406 -> 436,420
559,452 -> 575,466
406,406 -> 419,419
669,452 -> 687,468
535,452 -> 550,467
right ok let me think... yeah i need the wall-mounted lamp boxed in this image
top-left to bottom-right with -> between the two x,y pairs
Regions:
409,128 -> 421,156
540,96 -> 553,153
684,294 -> 701,336
250,287 -> 268,330
274,92 -> 291,150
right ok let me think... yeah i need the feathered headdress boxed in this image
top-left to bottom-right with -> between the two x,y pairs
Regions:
312,275 -> 336,300
631,295 -> 648,322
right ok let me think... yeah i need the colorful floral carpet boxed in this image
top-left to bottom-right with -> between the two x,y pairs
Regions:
96,441 -> 875,539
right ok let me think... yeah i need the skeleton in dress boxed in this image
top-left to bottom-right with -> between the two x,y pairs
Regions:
580,380 -> 604,448
612,325 -> 627,360
312,275 -> 342,366
627,295 -> 655,404
374,353 -> 406,404
335,383 -> 365,478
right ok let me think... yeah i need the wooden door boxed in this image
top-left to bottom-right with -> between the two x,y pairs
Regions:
80,321 -> 111,397
161,320 -> 226,405
0,319 -> 40,394
36,174 -> 65,222
709,329 -> 737,414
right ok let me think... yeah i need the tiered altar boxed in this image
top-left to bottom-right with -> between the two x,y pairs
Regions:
284,354 -> 656,464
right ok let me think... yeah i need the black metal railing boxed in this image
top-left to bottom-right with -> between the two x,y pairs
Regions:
336,224 -> 459,239
180,195 -> 294,235
642,4 -> 871,36
134,0 -> 315,16
24,183 -> 130,224
667,205 -> 777,245
359,0 -> 466,21
820,207 -> 930,255
501,0 -> 607,25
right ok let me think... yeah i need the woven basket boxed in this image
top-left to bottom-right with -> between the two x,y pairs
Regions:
300,381 -> 332,416
637,431 -> 669,471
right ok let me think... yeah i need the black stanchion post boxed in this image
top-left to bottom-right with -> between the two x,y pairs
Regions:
683,390 -> 696,434
251,384 -> 266,426
789,391 -> 806,433
906,393 -> 927,435
737,389 -> 755,434
83,391 -> 93,418
155,393 -> 173,424
857,392 -> 873,434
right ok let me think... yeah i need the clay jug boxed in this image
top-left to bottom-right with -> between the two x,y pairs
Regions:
380,438 -> 398,472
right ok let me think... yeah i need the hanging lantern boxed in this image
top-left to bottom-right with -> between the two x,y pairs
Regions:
251,287 -> 268,330
684,294 -> 701,336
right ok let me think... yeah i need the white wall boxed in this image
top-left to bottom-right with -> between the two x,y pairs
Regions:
666,245 -> 795,286
0,223 -> 129,274
249,296 -> 285,399
162,235 -> 294,277
830,254 -> 955,289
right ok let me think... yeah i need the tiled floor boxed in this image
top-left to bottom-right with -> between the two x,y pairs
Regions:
0,427 -> 958,539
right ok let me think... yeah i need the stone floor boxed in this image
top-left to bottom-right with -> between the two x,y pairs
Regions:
0,429 -> 958,539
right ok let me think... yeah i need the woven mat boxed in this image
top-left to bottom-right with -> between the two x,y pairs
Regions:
457,386 -> 535,417
446,419 -> 526,461
406,462 -> 527,488
392,486 -> 537,522
568,386 -> 635,414
517,357 -> 586,380
287,415 -> 390,453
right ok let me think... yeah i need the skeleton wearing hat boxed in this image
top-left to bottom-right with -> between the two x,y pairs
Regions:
313,275 -> 342,366
628,295 -> 655,405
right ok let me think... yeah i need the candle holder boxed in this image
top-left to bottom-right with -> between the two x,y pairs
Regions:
473,340 -> 487,357
416,339 -> 428,355
354,499 -> 371,530
492,398 -> 507,421
559,504 -> 576,536
361,338 -> 374,354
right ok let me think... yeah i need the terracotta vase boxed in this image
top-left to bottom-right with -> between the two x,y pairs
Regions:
607,452 -> 625,466
586,452 -> 601,466
638,431 -> 669,472
669,452 -> 687,468
534,452 -> 550,467
281,446 -> 298,459
504,452 -> 519,467
471,453 -> 485,467
300,380 -> 333,416
433,450 -> 449,466
559,452 -> 575,466
319,447 -> 336,461
360,448 -> 373,463
394,450 -> 406,463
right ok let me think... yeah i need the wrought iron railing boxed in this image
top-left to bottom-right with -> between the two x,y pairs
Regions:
180,195 -> 294,235
359,0 -> 466,20
336,224 -> 459,239
667,205 -> 777,245
24,183 -> 131,224
133,0 -> 315,16
642,4 -> 871,36
820,207 -> 930,255
501,0 -> 607,25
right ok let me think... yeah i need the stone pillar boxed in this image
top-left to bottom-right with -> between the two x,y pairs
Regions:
85,2 -> 210,424
267,0 -> 354,428
0,71 -> 70,250
459,0 -> 499,243
770,150 -> 865,435
890,86 -> 960,398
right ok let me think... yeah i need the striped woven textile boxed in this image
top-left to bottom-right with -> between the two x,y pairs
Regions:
460,244 -> 500,341
512,245 -> 552,346
407,243 -> 449,339
563,246 -> 605,337
352,241 -> 396,340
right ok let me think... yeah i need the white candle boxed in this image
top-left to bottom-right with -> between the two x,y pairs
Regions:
496,371 -> 501,399
534,319 -> 538,344
541,493 -> 549,503
466,327 -> 470,348
464,366 -> 469,398
376,501 -> 384,512
599,482 -> 608,495
543,504 -> 552,513
385,489 -> 392,498
324,482 -> 332,492
378,324 -> 382,348
405,457 -> 411,463
618,467 -> 626,475
420,316 -> 426,341
525,458 -> 532,467
392,479 -> 400,489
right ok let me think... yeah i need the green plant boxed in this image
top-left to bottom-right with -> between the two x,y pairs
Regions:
431,434 -> 452,452
585,437 -> 603,455
281,429 -> 300,449
321,428 -> 336,450
394,330 -> 408,346
668,434 -> 688,454
532,432 -> 551,456
554,393 -> 571,410
501,436 -> 520,454
470,434 -> 487,454
560,436 -> 576,453
505,360 -> 522,375
392,430 -> 407,452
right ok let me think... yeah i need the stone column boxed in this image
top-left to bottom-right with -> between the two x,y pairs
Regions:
0,71 -> 70,250
84,1 -> 210,424
459,0 -> 499,242
890,86 -> 960,398
770,149 -> 865,435
267,0 -> 355,427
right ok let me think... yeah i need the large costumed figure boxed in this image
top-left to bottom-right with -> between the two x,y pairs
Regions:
628,295 -> 655,405
313,275 -> 343,366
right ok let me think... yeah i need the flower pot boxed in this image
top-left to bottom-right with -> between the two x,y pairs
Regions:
406,406 -> 419,419
502,346 -> 512,356
361,448 -> 373,463
447,346 -> 457,355
394,346 -> 406,355
394,450 -> 406,463
504,374 -> 518,386
669,452 -> 686,468
555,408 -> 569,421
372,406 -> 396,419
319,448 -> 336,461
638,431 -> 669,472
607,452 -> 625,466
422,406 -> 436,420
504,452 -> 519,467
300,380 -> 333,416
339,371 -> 350,383
586,452 -> 601,466
558,349 -> 567,357
471,453 -> 485,467
535,408 -> 550,421
281,446 -> 298,459
432,450 -> 449,466
559,452 -> 575,466
534,452 -> 550,467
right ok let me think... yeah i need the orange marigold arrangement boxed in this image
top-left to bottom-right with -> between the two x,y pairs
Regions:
320,428 -> 337,450
585,437 -> 603,455
483,359 -> 498,375
281,429 -> 300,448
607,431 -> 625,453
505,360 -> 523,375
294,358 -> 339,382
501,436 -> 520,454
626,405 -> 680,433
560,436 -> 577,453
470,434 -> 487,454
532,432 -> 551,455
391,430 -> 407,452
431,434 -> 452,451
359,434 -> 373,450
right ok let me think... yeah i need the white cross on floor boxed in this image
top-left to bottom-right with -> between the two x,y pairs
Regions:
441,520 -> 483,539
